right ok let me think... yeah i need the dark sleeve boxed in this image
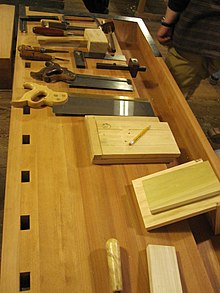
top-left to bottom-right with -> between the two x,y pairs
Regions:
168,0 -> 190,12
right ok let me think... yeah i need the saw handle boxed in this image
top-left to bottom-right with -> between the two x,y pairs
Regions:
106,238 -> 123,292
11,82 -> 68,108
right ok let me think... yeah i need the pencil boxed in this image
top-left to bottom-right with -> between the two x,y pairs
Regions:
129,125 -> 151,146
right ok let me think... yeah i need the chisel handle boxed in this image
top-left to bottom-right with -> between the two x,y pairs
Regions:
33,27 -> 66,36
106,239 -> 123,292
20,50 -> 52,61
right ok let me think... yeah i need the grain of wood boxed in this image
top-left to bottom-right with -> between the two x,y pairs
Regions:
85,116 -> 180,164
0,4 -> 15,89
143,160 -> 220,214
84,28 -> 108,53
132,160 -> 220,230
147,244 -> 183,293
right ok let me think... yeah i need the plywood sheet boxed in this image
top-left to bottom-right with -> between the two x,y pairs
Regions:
143,161 -> 220,214
85,116 -> 180,164
147,244 -> 183,293
132,160 -> 220,230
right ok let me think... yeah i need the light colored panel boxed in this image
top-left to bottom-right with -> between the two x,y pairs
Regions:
132,160 -> 220,230
143,161 -> 220,214
147,244 -> 183,293
0,4 -> 15,58
84,28 -> 108,53
85,116 -> 180,163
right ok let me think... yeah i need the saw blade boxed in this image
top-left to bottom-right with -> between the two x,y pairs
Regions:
53,94 -> 155,116
69,75 -> 133,91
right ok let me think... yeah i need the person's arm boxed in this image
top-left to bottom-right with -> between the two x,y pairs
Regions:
157,0 -> 190,45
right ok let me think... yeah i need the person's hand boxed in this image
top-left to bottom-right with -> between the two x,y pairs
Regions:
157,26 -> 173,45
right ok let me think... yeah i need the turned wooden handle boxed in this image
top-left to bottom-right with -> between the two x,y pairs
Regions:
106,238 -> 123,292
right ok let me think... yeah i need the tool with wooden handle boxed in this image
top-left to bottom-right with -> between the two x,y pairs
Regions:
20,50 -> 69,62
18,44 -> 68,53
37,36 -> 87,47
41,19 -> 86,30
106,239 -> 123,292
33,27 -> 84,36
11,82 -> 68,108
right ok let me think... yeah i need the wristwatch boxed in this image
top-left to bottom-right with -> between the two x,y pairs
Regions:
161,17 -> 176,27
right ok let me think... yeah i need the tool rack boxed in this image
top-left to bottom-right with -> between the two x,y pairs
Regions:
1,7 -> 220,293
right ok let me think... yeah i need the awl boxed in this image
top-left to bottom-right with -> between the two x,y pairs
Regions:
33,27 -> 84,36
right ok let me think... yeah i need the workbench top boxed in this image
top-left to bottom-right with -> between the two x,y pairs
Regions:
1,7 -> 220,293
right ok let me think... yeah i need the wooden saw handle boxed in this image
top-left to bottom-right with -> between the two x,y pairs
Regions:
11,82 -> 68,108
106,238 -> 123,292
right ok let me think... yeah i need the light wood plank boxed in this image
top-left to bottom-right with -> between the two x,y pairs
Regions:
84,28 -> 108,53
147,244 -> 183,293
0,4 -> 15,89
143,161 -> 220,214
132,160 -> 220,230
85,116 -> 180,164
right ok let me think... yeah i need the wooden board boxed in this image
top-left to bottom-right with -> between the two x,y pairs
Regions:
132,160 -> 220,230
147,244 -> 183,293
0,4 -> 15,89
85,116 -> 180,164
143,160 -> 220,214
84,28 -> 108,53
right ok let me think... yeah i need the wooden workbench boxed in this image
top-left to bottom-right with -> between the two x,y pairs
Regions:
1,8 -> 220,292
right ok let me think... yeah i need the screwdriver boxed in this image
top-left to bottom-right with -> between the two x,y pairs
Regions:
20,50 -> 69,62
33,27 -> 84,36
18,44 -> 68,53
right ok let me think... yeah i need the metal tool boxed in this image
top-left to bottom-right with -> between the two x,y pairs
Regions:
106,239 -> 123,293
18,45 -> 68,54
53,93 -> 155,116
96,58 -> 147,78
33,27 -> 84,36
101,21 -> 116,53
73,50 -> 126,68
20,51 -> 69,62
19,7 -> 59,33
11,82 -> 68,108
19,4 -> 27,33
30,61 -> 133,91
41,19 -> 86,31
20,15 -> 59,21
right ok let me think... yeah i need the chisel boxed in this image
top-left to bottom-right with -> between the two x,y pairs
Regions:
106,239 -> 123,293
20,50 -> 69,62
18,45 -> 68,54
41,19 -> 86,31
33,27 -> 84,36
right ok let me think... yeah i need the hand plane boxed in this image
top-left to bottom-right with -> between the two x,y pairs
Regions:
11,82 -> 68,108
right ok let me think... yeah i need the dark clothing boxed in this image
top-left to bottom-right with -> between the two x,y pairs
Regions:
168,0 -> 190,12
168,0 -> 220,58
82,0 -> 109,13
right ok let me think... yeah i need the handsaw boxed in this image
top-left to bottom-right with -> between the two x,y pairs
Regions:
11,82 -> 154,117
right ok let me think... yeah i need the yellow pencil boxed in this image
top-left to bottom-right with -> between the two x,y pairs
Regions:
129,125 -> 151,146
